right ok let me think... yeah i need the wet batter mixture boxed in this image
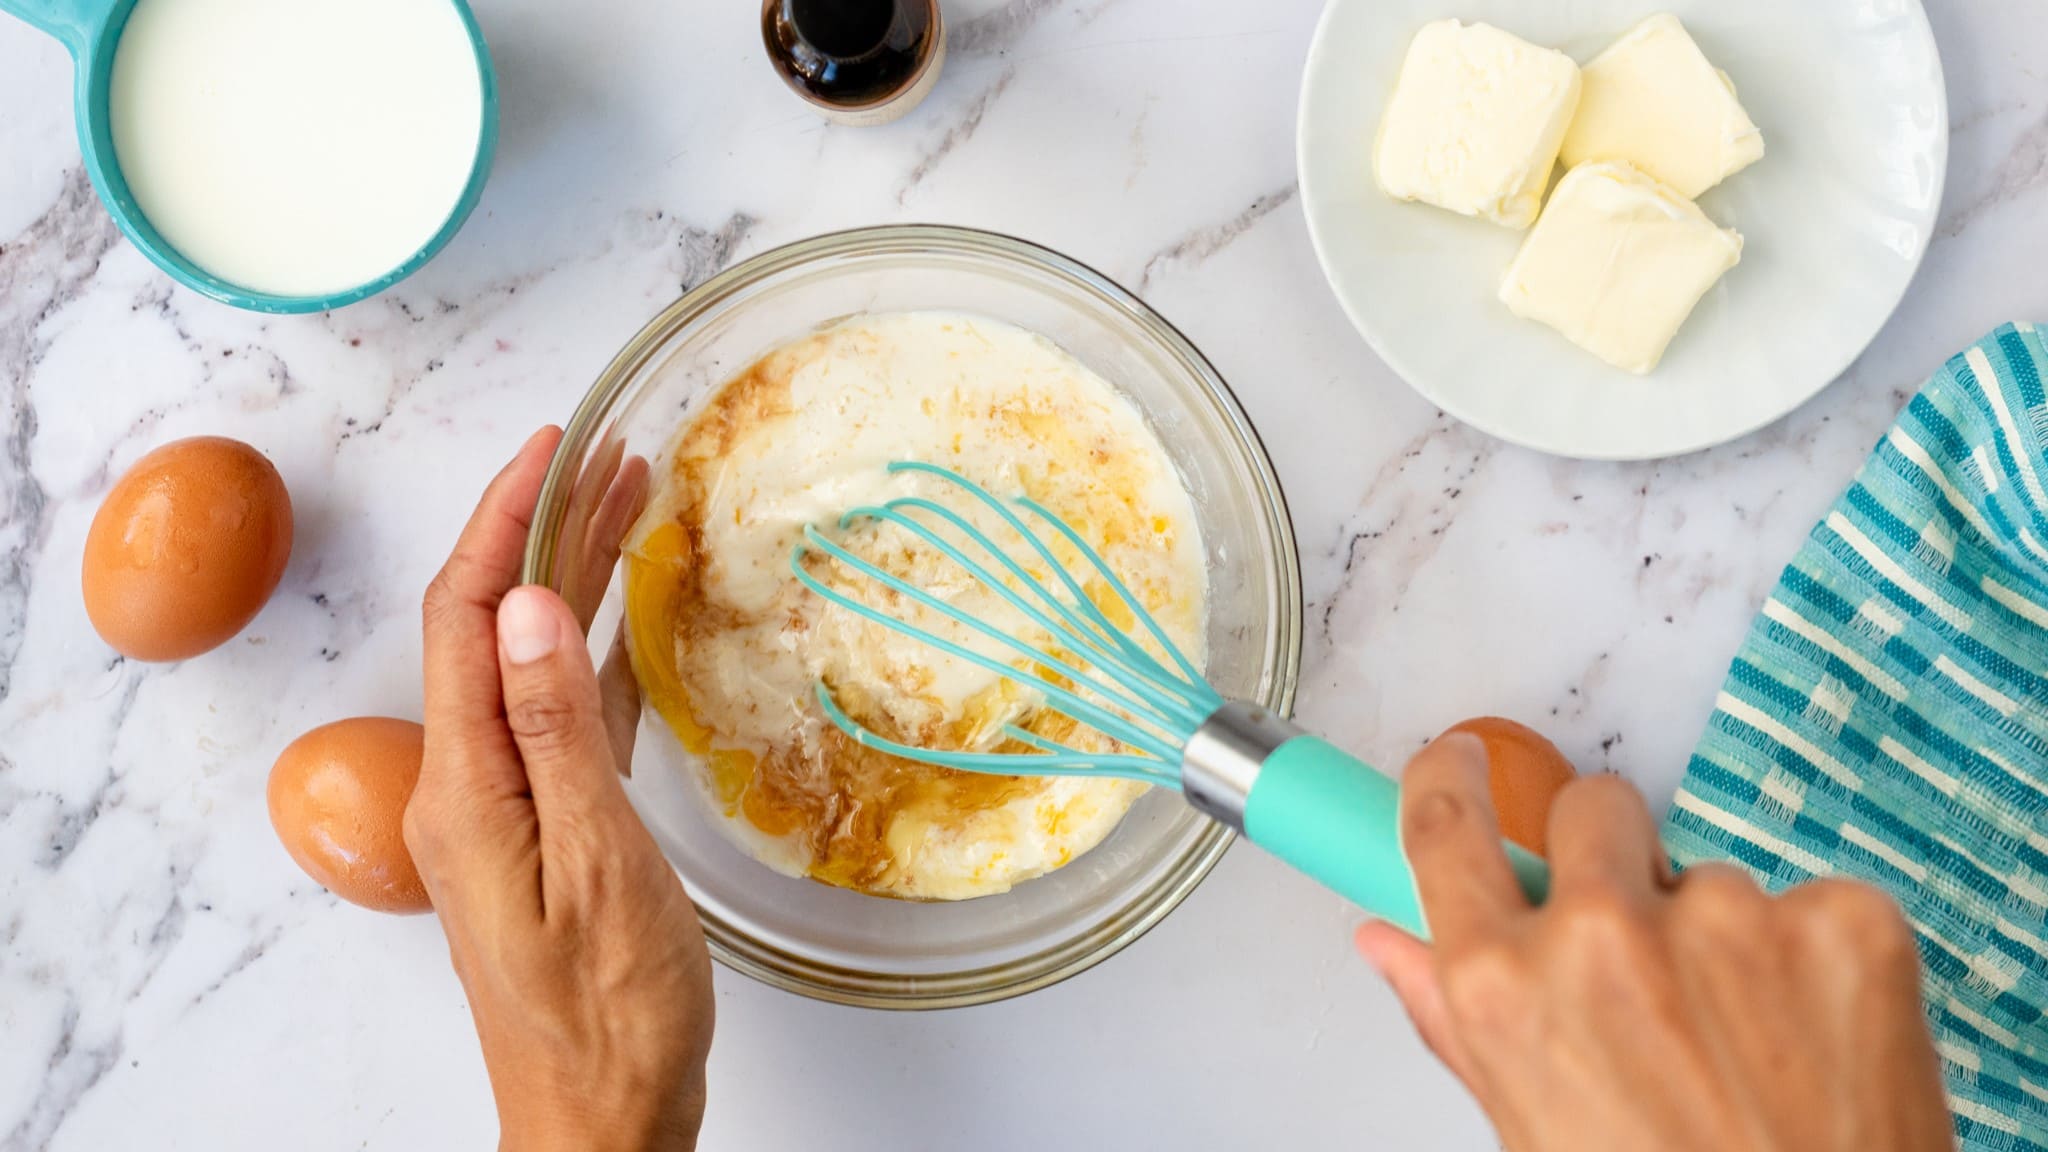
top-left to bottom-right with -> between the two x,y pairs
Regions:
623,311 -> 1208,899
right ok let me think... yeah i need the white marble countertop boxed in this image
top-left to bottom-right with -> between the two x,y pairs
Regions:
2,0 -> 2044,1148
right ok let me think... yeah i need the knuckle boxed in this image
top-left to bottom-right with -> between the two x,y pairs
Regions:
1404,785 -> 1487,847
1549,775 -> 1652,855
506,691 -> 587,750
1555,884 -> 1638,938
565,829 -> 635,898
1552,888 -> 1658,971
1402,737 -> 1491,844
421,569 -> 468,630
1564,773 -> 1643,817
1789,880 -> 1918,963
548,803 -> 610,856
1801,877 -> 1899,920
1439,941 -> 1527,1030
1677,863 -> 1766,917
543,839 -> 650,929
1683,900 -> 1766,960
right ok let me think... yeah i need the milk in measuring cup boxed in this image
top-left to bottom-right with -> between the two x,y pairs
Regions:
110,0 -> 485,297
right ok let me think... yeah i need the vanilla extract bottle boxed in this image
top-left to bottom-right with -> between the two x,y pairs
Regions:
762,0 -> 945,126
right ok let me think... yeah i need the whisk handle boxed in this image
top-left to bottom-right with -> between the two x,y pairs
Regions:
1182,703 -> 1549,938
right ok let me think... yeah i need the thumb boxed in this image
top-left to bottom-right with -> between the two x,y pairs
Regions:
1355,921 -> 1476,1086
496,584 -> 628,832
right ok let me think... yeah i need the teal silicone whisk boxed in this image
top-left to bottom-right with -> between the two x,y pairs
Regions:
791,462 -> 1548,936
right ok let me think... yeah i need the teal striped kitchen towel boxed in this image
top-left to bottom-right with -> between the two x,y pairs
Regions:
1664,322 -> 2048,1149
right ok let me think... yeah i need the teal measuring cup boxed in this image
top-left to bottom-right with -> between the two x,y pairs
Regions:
0,0 -> 498,314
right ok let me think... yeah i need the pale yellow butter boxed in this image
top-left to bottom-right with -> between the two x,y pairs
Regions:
1500,161 -> 1743,374
1374,20 -> 1582,230
1560,13 -> 1765,199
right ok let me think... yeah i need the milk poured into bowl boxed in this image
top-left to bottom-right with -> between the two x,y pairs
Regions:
109,0 -> 485,297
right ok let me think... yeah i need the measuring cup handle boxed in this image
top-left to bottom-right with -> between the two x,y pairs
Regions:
0,0 -> 118,55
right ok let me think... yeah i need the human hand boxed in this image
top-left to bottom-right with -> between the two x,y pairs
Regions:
407,426 -> 712,1152
1355,732 -> 1952,1152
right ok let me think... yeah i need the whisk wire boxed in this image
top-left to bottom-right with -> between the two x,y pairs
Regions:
795,462 -> 1223,782
1003,725 -> 1140,766
871,496 -> 1150,676
1013,492 -> 1211,693
888,463 -> 1207,709
811,684 -> 1176,786
794,527 -> 1182,761
843,498 -> 1210,732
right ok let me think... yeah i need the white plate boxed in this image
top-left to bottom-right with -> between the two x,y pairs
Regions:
1298,0 -> 1947,460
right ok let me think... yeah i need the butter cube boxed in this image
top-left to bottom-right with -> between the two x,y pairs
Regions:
1560,14 -> 1765,198
1500,161 -> 1742,374
1374,20 -> 1582,230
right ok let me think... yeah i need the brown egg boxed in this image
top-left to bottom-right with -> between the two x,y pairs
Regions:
82,436 -> 293,662
267,718 -> 432,914
1442,716 -> 1578,855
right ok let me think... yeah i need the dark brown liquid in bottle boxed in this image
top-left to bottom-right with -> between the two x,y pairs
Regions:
762,0 -> 939,111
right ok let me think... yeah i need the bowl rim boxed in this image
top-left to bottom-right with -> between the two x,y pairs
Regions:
526,223 -> 1304,1009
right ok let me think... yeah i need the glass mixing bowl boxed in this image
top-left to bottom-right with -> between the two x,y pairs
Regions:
525,225 -> 1301,1008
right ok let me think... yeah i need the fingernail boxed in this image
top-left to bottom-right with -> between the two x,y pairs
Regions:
499,586 -> 562,665
519,425 -> 559,459
1433,730 -> 1491,785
